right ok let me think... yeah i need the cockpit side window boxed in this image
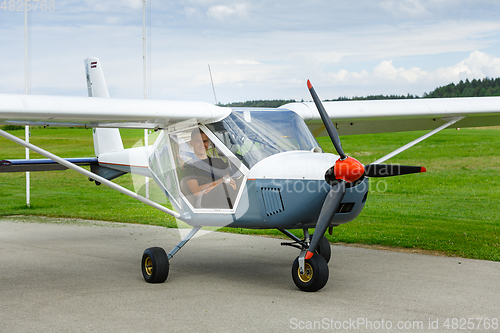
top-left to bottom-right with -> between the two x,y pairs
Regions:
171,127 -> 244,210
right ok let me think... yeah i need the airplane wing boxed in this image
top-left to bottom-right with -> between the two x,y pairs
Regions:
1,93 -> 500,135
281,97 -> 500,136
0,94 -> 231,130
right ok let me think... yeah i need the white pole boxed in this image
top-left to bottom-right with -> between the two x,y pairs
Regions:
143,0 -> 147,102
143,0 -> 149,199
25,128 -> 30,207
24,1 -> 30,207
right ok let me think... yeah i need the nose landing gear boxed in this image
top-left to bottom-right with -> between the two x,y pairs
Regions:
279,228 -> 332,292
291,254 -> 329,292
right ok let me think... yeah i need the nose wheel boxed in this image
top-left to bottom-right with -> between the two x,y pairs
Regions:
291,254 -> 329,292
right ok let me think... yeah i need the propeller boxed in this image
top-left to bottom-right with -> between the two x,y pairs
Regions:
305,80 -> 426,259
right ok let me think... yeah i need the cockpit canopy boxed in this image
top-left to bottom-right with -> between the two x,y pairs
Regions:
206,109 -> 319,169
149,109 -> 319,213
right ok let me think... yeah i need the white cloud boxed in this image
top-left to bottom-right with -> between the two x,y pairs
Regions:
379,0 -> 428,18
232,60 -> 261,65
441,50 -> 500,79
331,69 -> 369,82
373,60 -> 426,83
79,0 -> 142,12
323,51 -> 500,97
207,3 -> 249,21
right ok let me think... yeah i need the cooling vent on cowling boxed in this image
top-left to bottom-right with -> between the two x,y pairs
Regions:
336,202 -> 355,214
260,187 -> 284,216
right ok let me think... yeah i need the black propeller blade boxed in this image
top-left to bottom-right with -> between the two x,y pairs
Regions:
308,80 -> 346,160
364,164 -> 426,178
306,181 -> 346,258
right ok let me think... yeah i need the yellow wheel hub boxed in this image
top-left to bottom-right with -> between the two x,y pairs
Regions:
144,257 -> 153,276
298,263 -> 313,283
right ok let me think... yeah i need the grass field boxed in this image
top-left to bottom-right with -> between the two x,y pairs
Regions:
1,126 -> 499,261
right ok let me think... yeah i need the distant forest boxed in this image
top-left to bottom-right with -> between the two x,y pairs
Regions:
221,77 -> 500,108
220,100 -> 297,108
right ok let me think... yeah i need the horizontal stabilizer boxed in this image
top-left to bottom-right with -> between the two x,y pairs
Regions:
0,158 -> 97,172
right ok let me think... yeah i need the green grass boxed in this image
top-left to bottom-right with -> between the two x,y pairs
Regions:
1,127 -> 499,261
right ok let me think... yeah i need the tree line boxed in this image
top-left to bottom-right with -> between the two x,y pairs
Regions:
221,77 -> 500,107
423,77 -> 500,98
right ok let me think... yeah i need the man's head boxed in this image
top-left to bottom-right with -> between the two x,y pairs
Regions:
190,128 -> 210,159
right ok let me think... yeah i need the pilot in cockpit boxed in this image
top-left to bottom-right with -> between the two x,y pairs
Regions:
181,128 -> 237,208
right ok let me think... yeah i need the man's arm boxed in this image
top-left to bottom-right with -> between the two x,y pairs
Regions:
186,178 -> 222,197
186,176 -> 236,197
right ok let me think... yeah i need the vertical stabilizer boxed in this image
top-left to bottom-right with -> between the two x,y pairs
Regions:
84,57 -> 124,156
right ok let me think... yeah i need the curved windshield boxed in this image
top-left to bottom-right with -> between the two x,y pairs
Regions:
206,109 -> 319,168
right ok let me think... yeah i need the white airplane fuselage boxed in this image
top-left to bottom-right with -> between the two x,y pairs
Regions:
96,109 -> 369,230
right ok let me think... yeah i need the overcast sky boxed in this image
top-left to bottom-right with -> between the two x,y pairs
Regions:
2,0 -> 500,103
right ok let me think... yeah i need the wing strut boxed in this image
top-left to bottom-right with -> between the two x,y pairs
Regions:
371,116 -> 465,165
0,128 -> 181,220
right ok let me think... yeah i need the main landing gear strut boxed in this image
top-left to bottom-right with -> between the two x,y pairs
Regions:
280,228 -> 331,292
141,226 -> 201,284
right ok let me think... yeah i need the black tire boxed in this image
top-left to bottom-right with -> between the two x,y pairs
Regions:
310,233 -> 331,263
291,254 -> 329,292
141,247 -> 169,283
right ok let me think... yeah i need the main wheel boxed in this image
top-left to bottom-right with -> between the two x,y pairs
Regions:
291,254 -> 329,292
310,233 -> 331,263
142,247 -> 169,283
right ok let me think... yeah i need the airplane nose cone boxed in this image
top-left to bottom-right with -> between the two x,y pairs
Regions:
328,157 -> 365,184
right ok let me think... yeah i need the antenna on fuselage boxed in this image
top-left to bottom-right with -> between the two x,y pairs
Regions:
208,64 -> 218,105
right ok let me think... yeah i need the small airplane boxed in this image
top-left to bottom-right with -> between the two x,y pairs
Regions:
1,58 -> 500,292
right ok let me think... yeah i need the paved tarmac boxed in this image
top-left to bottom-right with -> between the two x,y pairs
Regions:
0,216 -> 499,332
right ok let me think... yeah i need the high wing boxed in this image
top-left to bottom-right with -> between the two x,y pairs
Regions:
282,98 -> 500,136
2,94 -> 500,135
0,94 -> 230,130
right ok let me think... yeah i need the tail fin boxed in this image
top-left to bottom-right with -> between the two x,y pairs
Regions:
84,57 -> 124,156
